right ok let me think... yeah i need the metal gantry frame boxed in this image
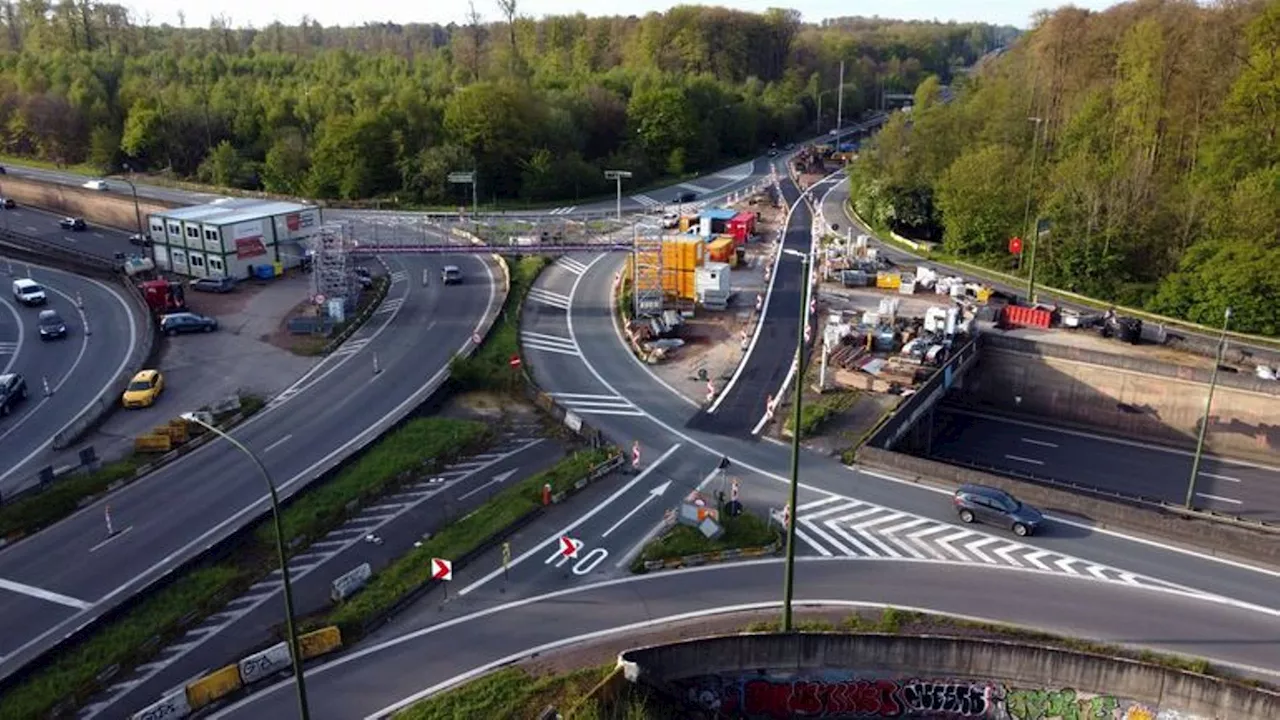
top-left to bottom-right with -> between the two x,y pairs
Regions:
309,222 -> 354,308
630,219 -> 665,318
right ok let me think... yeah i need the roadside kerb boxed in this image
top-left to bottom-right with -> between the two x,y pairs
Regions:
857,446 -> 1280,568
0,238 -> 511,687
641,538 -> 782,572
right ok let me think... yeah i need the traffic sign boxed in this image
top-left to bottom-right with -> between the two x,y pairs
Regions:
431,557 -> 452,581
472,332 -> 482,345
447,172 -> 475,184
1008,236 -> 1023,255
559,536 -> 582,558
314,294 -> 326,305
509,354 -> 522,368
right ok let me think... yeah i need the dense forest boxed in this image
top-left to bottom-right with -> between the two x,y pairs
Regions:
0,3 -> 1011,206
849,0 -> 1279,335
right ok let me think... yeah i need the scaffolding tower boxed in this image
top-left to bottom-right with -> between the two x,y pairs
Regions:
310,222 -> 354,311
631,220 -> 665,318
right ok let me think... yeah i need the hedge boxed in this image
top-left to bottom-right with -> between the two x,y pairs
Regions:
449,256 -> 549,392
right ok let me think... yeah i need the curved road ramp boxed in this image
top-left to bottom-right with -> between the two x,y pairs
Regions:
611,634 -> 1279,719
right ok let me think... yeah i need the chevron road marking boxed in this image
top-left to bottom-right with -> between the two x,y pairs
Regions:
547,392 -> 644,417
548,206 -> 577,216
556,256 -> 589,275
520,331 -> 579,356
0,341 -> 16,355
631,194 -> 660,208
527,287 -> 571,310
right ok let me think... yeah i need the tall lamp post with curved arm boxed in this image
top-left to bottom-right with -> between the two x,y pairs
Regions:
180,412 -> 311,720
117,163 -> 145,240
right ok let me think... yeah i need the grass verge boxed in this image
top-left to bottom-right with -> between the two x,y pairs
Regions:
392,665 -> 613,719
0,393 -> 267,541
450,256 -> 549,393
2,417 -> 489,720
631,510 -> 779,573
782,390 -> 858,439
323,447 -> 616,636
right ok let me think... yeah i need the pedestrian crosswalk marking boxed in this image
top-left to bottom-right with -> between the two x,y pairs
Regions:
632,194 -> 660,207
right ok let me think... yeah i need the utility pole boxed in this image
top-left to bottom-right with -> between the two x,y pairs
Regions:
1184,307 -> 1232,509
604,170 -> 632,221
780,250 -> 810,632
836,60 -> 845,135
1022,116 -> 1044,302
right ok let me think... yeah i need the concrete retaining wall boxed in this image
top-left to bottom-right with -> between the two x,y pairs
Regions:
1,175 -> 178,230
858,446 -> 1279,566
619,633 -> 1280,719
968,335 -> 1279,463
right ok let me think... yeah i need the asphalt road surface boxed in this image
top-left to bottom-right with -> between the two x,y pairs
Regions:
0,248 -> 501,681
930,407 -> 1280,522
1,202 -> 141,259
0,259 -> 139,495
209,561 -> 1280,720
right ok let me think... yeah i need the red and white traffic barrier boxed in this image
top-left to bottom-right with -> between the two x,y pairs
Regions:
731,478 -> 740,503
782,503 -> 791,528
631,441 -> 641,470
705,380 -> 716,403
755,293 -> 763,312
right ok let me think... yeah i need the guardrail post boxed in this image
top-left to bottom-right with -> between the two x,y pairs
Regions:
83,314 -> 91,336
372,352 -> 381,375
42,375 -> 51,397
76,291 -> 83,309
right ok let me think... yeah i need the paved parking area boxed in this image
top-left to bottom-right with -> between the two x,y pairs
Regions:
76,273 -> 320,464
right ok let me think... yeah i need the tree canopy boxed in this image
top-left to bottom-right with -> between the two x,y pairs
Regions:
0,2 -> 1012,207
848,0 -> 1278,335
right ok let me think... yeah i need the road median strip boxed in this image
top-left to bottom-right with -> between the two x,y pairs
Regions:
631,509 -> 781,574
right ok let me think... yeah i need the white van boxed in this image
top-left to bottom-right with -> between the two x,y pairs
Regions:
12,278 -> 47,306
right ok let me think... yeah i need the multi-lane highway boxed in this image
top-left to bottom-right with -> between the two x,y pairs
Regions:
0,257 -> 140,496
0,202 -> 141,259
931,407 -> 1280,521
209,562 -> 1280,719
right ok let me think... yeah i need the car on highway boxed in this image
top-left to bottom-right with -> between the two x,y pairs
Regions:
12,278 -> 47,306
129,233 -> 152,247
37,309 -> 68,340
0,197 -> 14,209
191,276 -> 235,293
953,484 -> 1043,537
0,372 -> 28,416
160,311 -> 218,335
442,265 -> 463,285
122,369 -> 164,408
59,216 -> 87,231
676,190 -> 697,203
82,179 -> 109,191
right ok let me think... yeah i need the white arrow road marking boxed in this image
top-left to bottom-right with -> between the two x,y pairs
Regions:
935,530 -> 976,561
601,480 -> 672,538
458,469 -> 519,502
964,536 -> 1000,564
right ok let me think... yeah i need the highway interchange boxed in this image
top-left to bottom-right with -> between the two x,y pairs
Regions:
1,134 -> 1278,717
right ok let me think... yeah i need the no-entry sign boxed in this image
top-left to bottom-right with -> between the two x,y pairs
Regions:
431,557 -> 452,581
509,355 -> 522,368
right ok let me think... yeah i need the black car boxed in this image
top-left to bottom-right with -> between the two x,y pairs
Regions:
0,372 -> 28,416
38,309 -> 68,340
0,197 -> 14,209
59,217 -> 86,231
129,233 -> 152,247
191,276 -> 235,293
676,191 -> 697,203
953,484 -> 1044,537
441,265 -> 463,285
160,312 -> 218,335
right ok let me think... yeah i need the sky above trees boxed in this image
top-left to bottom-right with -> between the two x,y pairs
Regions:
117,0 -> 1122,32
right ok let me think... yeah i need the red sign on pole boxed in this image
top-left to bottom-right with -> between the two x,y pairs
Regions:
431,558 -> 452,581
559,536 -> 582,558
1008,236 -> 1024,255
508,355 -> 522,368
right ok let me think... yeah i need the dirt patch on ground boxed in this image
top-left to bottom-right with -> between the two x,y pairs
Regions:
262,299 -> 328,355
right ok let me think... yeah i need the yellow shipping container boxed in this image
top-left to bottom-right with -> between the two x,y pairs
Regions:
661,269 -> 679,294
707,238 -> 734,263
686,238 -> 705,269
186,664 -> 243,710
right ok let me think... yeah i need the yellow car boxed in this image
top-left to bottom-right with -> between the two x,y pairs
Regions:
122,369 -> 164,408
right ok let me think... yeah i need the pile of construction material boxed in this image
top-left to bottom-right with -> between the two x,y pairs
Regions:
818,299 -> 974,394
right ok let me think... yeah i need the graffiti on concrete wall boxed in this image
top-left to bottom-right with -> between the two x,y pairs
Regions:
670,675 -> 1205,720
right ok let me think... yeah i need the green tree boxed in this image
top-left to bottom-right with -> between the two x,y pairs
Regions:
197,140 -> 248,187
935,144 -> 1024,260
262,129 -> 311,195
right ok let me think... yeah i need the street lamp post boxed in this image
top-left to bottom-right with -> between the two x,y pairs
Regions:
119,163 -> 145,239
780,248 -> 810,632
1184,307 -> 1232,509
604,169 -> 632,221
181,413 -> 311,720
1021,117 -> 1044,302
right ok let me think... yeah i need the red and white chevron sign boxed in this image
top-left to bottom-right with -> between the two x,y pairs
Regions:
431,557 -> 452,581
560,536 -> 583,558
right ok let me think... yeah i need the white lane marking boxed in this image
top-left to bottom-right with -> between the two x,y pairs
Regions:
262,434 -> 292,453
1196,492 -> 1242,505
0,577 -> 91,609
457,444 -> 681,596
89,527 -> 133,553
947,407 -> 1280,474
1200,472 -> 1241,483
0,297 -> 22,375
200,556 -> 1280,720
1021,438 -> 1058,448
858,468 -> 1280,581
0,255 -> 497,670
1004,454 -> 1044,466
527,287 -> 571,310
456,467 -> 522,502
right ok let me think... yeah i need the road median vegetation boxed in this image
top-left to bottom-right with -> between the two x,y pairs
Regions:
324,447 -> 617,637
1,417 -> 492,720
450,256 -> 549,393
631,510 -> 780,573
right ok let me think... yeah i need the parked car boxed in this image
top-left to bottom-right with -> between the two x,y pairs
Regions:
0,197 -> 14,209
59,217 -> 87,231
660,212 -> 679,229
441,265 -> 463,285
953,484 -> 1044,537
37,309 -> 68,340
0,372 -> 28,416
122,369 -> 164,408
129,233 -> 151,247
160,312 -> 218,335
190,276 -> 236,293
82,179 -> 109,191
12,278 -> 46,306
